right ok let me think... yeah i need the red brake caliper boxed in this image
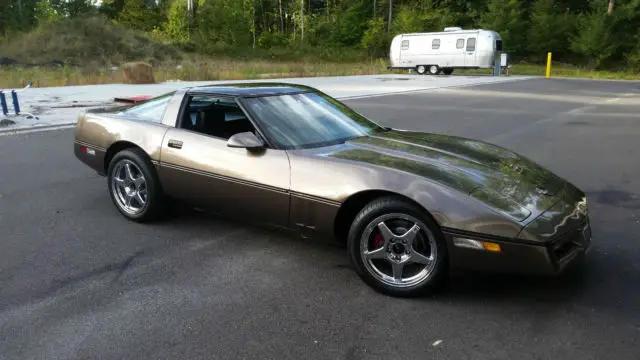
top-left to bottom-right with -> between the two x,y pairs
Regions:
373,232 -> 384,249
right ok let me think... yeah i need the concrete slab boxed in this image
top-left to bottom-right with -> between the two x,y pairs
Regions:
0,74 -> 534,134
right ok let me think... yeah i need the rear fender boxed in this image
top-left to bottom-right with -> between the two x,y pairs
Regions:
74,112 -> 170,173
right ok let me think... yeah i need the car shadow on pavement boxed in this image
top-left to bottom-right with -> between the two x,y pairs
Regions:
149,201 -> 638,319
434,235 -> 638,319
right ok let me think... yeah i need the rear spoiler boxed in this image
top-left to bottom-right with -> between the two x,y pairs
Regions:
113,95 -> 153,104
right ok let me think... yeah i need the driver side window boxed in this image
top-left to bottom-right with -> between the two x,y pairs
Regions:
178,95 -> 257,140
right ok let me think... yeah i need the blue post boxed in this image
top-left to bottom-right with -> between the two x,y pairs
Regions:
11,90 -> 20,115
0,91 -> 8,116
493,51 -> 502,76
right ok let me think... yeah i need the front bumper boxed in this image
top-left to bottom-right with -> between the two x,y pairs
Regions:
443,216 -> 592,276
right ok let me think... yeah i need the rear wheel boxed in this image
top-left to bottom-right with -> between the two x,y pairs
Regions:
416,65 -> 427,75
347,196 -> 449,297
107,148 -> 165,222
428,65 -> 440,75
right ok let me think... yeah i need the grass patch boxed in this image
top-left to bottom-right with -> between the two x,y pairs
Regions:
459,63 -> 640,80
0,57 -> 392,88
2,60 -> 638,89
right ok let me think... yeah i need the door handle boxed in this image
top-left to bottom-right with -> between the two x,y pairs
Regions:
167,139 -> 183,149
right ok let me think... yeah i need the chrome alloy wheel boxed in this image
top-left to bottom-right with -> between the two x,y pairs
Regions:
359,213 -> 438,288
110,159 -> 148,215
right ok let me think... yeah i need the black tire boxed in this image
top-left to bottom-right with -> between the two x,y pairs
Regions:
106,148 -> 166,222
442,68 -> 454,75
347,196 -> 449,297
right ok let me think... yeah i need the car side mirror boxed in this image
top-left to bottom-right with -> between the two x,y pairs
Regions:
227,131 -> 265,149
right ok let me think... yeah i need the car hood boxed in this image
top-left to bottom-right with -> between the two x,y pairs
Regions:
323,130 -> 580,222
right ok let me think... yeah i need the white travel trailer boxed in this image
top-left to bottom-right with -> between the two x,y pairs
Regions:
388,27 -> 503,75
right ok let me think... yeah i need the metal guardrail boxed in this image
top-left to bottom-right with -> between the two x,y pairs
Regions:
0,82 -> 39,119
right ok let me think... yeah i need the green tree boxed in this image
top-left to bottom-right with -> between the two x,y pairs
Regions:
423,0 -> 487,30
570,2 -> 615,68
35,0 -> 62,24
528,0 -> 575,61
361,17 -> 389,56
0,0 -> 42,36
480,0 -> 529,57
162,0 -> 191,43
392,5 -> 424,34
331,0 -> 370,47
118,0 -> 164,32
50,0 -> 94,17
193,0 -> 254,53
309,0 -> 369,48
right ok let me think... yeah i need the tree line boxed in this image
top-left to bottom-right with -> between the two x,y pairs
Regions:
1,1 -> 638,70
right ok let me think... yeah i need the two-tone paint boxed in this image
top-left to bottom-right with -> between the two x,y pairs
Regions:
74,83 -> 591,276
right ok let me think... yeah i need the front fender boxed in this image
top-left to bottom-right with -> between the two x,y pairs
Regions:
398,178 -> 524,239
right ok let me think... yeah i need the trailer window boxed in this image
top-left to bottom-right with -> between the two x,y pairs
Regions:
456,39 -> 464,49
466,38 -> 476,51
432,39 -> 440,50
496,39 -> 503,51
401,40 -> 409,50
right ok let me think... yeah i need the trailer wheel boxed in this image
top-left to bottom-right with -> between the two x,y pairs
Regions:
416,65 -> 427,75
442,68 -> 453,75
428,65 -> 440,75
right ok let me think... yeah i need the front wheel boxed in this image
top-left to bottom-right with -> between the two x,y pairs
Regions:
347,196 -> 449,297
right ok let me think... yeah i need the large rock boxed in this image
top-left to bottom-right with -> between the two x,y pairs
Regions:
121,62 -> 155,84
0,119 -> 16,127
0,57 -> 18,66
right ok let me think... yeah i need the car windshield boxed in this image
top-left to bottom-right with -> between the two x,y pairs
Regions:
242,92 -> 387,149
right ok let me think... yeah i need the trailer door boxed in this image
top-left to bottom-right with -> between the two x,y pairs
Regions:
464,37 -> 477,67
455,38 -> 465,66
399,38 -> 410,64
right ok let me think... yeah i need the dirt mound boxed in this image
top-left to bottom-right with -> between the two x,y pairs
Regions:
0,16 -> 182,67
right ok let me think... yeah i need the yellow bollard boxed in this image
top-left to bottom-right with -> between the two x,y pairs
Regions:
546,52 -> 552,78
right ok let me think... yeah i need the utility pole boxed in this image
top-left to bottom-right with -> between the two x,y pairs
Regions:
608,0 -> 615,15
279,0 -> 284,32
17,0 -> 23,19
301,0 -> 305,42
186,0 -> 194,18
388,0 -> 392,33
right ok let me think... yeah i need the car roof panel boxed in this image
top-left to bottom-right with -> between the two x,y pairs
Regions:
187,82 -> 315,97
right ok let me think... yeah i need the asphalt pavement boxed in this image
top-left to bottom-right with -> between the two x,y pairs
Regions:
1,77 -> 639,360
